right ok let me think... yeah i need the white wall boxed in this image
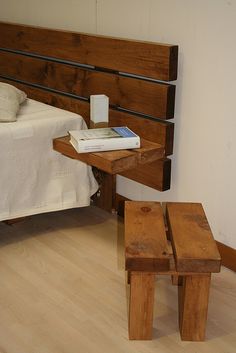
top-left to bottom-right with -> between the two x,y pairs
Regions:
1,0 -> 235,248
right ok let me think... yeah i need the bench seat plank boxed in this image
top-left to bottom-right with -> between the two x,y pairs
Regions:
125,201 -> 170,272
166,203 -> 221,273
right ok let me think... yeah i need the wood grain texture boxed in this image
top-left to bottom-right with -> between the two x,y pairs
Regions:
53,136 -> 164,175
0,51 -> 176,119
91,172 -> 116,212
0,79 -> 174,156
129,272 -> 156,340
120,158 -> 172,191
0,77 -> 91,123
0,18 -> 176,195
1,79 -> 173,192
109,110 -> 174,156
216,241 -> 236,272
178,274 -> 211,341
166,203 -> 221,273
0,207 -> 236,351
114,194 -> 130,217
0,21 -> 178,81
117,198 -> 235,270
125,201 -> 170,272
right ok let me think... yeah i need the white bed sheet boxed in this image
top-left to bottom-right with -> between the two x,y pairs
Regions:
0,99 -> 98,221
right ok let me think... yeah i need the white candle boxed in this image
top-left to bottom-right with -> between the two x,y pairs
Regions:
90,94 -> 109,128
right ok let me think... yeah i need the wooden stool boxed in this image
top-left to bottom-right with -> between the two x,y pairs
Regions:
125,201 -> 221,341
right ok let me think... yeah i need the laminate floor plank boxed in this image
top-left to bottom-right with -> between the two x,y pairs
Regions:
0,207 -> 235,353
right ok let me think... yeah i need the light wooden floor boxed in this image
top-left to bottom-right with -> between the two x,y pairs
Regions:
0,206 -> 235,353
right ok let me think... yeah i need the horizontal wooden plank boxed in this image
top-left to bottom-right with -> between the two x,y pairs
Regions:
0,79 -> 174,155
0,77 -> 91,123
1,79 -> 172,191
53,136 -> 164,174
53,136 -> 137,174
0,51 -> 176,119
109,110 -> 174,156
120,158 -> 172,191
166,203 -> 221,273
125,201 -> 170,272
0,21 -> 178,81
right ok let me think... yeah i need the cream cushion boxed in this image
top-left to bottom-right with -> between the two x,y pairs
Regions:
0,83 -> 27,122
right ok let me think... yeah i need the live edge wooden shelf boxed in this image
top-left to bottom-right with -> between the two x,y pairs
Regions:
53,136 -> 165,175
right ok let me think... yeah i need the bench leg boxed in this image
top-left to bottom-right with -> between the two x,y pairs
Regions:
129,271 -> 155,340
178,274 -> 211,341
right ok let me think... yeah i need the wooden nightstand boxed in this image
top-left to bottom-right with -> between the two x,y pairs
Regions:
53,135 -> 165,211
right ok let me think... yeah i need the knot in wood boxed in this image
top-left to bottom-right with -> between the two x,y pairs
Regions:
141,206 -> 151,213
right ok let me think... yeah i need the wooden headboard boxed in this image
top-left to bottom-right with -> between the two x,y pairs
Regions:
0,22 -> 178,195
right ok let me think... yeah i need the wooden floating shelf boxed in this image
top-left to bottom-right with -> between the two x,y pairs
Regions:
53,136 -> 165,174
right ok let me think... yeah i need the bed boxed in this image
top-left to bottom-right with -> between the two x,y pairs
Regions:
0,21 -> 178,215
0,96 -> 98,221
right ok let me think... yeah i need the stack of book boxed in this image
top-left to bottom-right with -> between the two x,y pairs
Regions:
68,127 -> 140,153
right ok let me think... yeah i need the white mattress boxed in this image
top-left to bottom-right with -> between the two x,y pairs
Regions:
0,99 -> 98,221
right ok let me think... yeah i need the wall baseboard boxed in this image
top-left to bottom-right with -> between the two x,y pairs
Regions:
115,193 -> 236,273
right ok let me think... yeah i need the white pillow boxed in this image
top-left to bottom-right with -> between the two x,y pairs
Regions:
0,83 -> 27,122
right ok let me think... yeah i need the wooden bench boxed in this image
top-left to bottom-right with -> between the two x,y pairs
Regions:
125,201 -> 221,341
